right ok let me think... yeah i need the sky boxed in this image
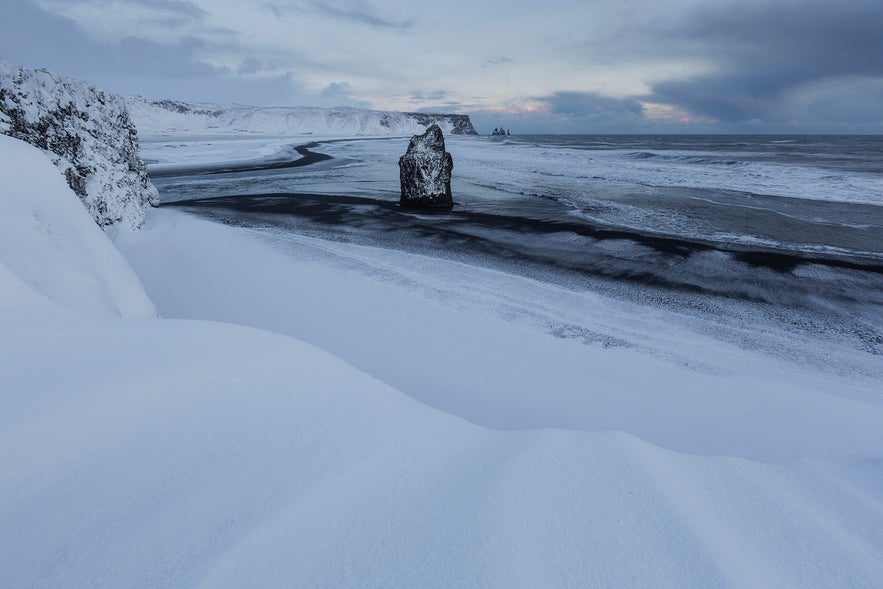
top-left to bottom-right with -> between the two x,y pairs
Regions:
1,0 -> 882,133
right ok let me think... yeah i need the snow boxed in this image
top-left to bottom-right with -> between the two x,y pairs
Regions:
0,61 -> 158,229
126,96 -> 475,139
3,131 -> 883,587
115,209 -> 883,462
0,135 -> 154,318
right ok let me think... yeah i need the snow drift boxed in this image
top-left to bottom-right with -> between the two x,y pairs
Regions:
126,96 -> 477,138
0,134 -> 155,318
0,60 -> 158,229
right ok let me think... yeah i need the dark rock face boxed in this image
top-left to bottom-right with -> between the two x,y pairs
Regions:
0,61 -> 158,229
405,113 -> 477,135
399,124 -> 454,209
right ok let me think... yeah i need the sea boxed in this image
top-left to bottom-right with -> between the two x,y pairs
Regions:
151,134 -> 883,356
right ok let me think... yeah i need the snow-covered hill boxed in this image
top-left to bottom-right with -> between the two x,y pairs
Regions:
126,96 -> 477,138
0,61 -> 158,229
0,134 -> 154,318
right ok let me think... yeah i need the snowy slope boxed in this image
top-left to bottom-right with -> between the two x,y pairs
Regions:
0,135 -> 154,318
0,61 -> 158,229
2,210 -> 882,587
126,96 -> 477,138
2,135 -> 883,586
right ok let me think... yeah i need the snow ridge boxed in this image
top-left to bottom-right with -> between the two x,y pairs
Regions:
0,61 -> 158,229
126,96 -> 478,138
0,134 -> 155,318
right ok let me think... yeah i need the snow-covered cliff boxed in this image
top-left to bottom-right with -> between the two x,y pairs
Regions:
126,97 -> 477,138
0,61 -> 158,229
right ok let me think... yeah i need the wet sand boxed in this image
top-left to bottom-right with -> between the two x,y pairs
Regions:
167,192 -> 883,276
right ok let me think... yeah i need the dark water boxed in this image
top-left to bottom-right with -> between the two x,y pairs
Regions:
467,135 -> 883,262
502,134 -> 883,176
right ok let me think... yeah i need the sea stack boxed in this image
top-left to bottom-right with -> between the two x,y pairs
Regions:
398,124 -> 454,208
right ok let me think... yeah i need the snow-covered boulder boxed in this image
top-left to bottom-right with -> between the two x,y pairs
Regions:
0,134 -> 156,318
0,61 -> 158,229
398,124 -> 454,208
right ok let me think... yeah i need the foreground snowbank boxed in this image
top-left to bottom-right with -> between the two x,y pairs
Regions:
116,209 -> 883,461
0,135 -> 154,318
3,248 -> 883,586
3,139 -> 883,586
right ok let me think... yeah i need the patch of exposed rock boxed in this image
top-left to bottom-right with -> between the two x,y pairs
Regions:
0,61 -> 158,229
398,124 -> 454,209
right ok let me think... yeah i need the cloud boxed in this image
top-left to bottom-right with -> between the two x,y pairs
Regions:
410,90 -> 452,102
485,56 -> 513,66
544,91 -> 643,119
645,0 -> 883,127
317,81 -> 370,108
468,92 -> 650,134
39,0 -> 209,18
310,1 -> 413,30
0,0 -> 298,105
34,0 -> 218,41
237,57 -> 281,76
5,0 -> 883,131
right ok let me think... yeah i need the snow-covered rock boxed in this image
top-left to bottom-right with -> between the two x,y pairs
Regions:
126,96 -> 477,138
0,61 -> 158,229
398,124 -> 454,208
0,134 -> 155,318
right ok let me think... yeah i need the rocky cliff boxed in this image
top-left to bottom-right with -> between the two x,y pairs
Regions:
0,61 -> 158,229
127,97 -> 478,137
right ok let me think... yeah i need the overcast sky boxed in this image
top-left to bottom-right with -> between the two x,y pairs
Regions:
2,0 -> 882,133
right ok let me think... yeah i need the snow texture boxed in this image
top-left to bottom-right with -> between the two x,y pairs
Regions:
126,96 -> 477,138
0,60 -> 158,229
0,135 -> 155,317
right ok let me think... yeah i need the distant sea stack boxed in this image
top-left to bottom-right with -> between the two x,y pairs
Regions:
398,124 -> 454,209
0,61 -> 158,229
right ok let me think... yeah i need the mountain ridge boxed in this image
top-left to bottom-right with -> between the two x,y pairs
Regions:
126,96 -> 478,137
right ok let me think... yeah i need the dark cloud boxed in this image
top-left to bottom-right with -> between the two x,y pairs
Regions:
237,57 -> 263,76
797,76 -> 883,126
544,91 -> 643,119
43,0 -> 209,18
126,0 -> 209,18
0,0 -> 103,71
410,90 -> 451,102
485,56 -> 513,66
317,82 -> 370,108
237,57 -> 280,76
469,92 -> 649,134
310,1 -> 413,30
648,0 -> 883,127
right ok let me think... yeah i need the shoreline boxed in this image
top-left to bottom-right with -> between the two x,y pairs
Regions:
165,192 -> 883,276
148,142 -> 334,178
